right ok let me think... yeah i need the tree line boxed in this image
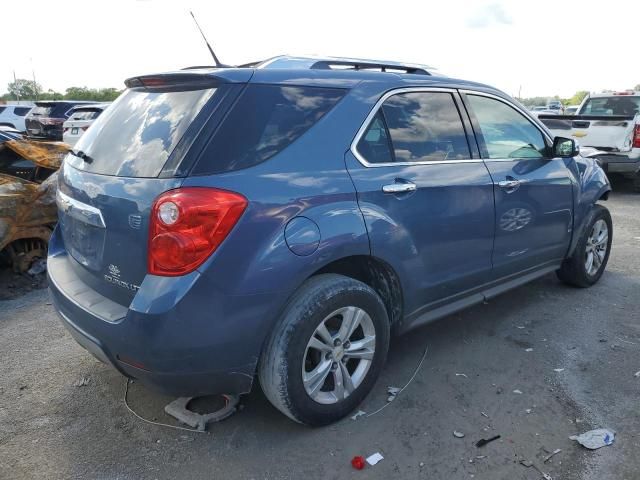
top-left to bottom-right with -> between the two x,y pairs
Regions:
518,84 -> 640,107
1,78 -> 122,102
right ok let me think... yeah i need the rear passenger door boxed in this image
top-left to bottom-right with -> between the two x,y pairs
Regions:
462,92 -> 573,279
345,89 -> 496,322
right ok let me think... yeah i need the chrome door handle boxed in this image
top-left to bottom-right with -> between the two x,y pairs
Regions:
498,179 -> 521,190
382,182 -> 417,194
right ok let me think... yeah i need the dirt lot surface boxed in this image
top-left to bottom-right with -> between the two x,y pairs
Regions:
1,178 -> 638,480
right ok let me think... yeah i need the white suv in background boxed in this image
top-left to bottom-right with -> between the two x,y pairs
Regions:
62,103 -> 110,146
0,104 -> 34,131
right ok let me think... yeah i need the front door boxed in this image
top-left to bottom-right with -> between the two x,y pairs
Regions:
463,92 -> 574,279
346,89 -> 495,321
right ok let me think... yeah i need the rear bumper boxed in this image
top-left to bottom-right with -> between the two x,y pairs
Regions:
596,154 -> 640,175
47,226 -> 281,397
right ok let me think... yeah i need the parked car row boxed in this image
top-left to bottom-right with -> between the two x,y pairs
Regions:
0,100 -> 110,143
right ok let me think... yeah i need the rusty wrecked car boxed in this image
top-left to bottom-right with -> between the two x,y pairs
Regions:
0,130 -> 68,272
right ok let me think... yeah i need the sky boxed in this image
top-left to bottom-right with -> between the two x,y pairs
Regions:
2,0 -> 638,99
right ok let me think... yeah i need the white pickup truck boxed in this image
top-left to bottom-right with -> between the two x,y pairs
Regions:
539,91 -> 640,191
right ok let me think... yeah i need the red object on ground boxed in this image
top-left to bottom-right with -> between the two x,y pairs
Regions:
351,456 -> 366,470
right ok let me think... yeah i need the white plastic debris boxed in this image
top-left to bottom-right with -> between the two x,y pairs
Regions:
366,452 -> 384,466
543,448 -> 562,463
553,368 -> 565,373
513,389 -> 523,394
569,429 -> 615,449
74,377 -> 90,387
27,258 -> 47,276
525,348 -> 533,352
453,430 -> 465,438
455,373 -> 468,378
351,410 -> 366,420
481,412 -> 489,418
387,386 -> 401,402
634,371 -> 640,378
525,409 -> 532,414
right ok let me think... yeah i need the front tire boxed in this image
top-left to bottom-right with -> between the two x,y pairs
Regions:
557,204 -> 612,287
259,274 -> 390,426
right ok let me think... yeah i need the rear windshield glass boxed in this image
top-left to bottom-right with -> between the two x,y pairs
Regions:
66,88 -> 215,177
580,96 -> 640,116
69,109 -> 102,121
30,105 -> 52,116
193,85 -> 345,174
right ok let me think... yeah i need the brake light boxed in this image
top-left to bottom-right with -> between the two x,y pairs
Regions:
81,126 -> 89,132
63,127 -> 69,133
633,124 -> 640,149
148,187 -> 247,276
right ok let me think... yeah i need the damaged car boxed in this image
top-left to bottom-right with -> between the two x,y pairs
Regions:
0,135 -> 67,272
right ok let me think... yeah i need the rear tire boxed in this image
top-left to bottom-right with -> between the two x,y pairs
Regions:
259,274 -> 390,426
556,204 -> 612,287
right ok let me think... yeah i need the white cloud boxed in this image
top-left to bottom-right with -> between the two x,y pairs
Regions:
467,3 -> 513,28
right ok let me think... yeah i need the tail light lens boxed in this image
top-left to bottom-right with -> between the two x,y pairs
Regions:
81,126 -> 89,132
633,124 -> 640,149
148,187 -> 247,276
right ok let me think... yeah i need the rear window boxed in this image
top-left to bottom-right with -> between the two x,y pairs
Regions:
0,107 -> 6,114
193,85 -> 345,174
580,96 -> 640,116
69,109 -> 103,121
66,87 -> 215,177
30,105 -> 52,116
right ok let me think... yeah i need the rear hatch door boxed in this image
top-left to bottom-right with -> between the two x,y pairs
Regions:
57,71 -> 249,305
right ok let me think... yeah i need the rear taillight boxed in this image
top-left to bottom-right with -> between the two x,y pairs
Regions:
81,126 -> 89,132
633,124 -> 640,149
63,127 -> 69,133
148,187 -> 247,276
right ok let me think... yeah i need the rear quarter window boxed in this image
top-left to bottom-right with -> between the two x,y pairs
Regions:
0,107 -> 6,114
14,107 -> 32,116
192,85 -> 346,174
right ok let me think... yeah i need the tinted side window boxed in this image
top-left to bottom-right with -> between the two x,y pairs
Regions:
14,107 -> 31,116
0,107 -> 6,114
467,94 -> 546,159
356,111 -> 393,164
357,92 -> 471,164
194,85 -> 345,174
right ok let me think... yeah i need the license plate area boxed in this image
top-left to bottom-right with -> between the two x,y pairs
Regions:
71,127 -> 79,135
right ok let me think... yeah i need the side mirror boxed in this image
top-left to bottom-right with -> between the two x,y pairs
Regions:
552,136 -> 578,158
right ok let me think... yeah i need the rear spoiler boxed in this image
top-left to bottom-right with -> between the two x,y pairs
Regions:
124,70 -> 253,90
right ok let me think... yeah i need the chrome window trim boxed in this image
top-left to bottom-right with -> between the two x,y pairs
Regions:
350,87 -> 483,168
56,189 -> 106,228
459,89 -> 554,161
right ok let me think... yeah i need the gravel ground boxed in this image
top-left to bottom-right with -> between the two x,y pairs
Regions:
1,177 -> 638,480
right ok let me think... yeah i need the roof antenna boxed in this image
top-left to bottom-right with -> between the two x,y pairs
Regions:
189,11 -> 226,67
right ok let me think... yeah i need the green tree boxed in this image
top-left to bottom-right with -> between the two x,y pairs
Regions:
6,78 -> 41,100
566,90 -> 589,106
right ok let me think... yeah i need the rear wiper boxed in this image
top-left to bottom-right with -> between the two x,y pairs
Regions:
69,149 -> 93,164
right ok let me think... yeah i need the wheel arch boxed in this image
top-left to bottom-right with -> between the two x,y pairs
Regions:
311,255 -> 404,329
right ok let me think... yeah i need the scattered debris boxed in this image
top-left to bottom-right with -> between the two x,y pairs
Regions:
525,409 -> 532,414
599,338 -> 607,343
351,456 -> 366,470
453,430 -> 465,438
634,371 -> 640,378
520,459 -> 553,479
419,462 -> 425,467
19,385 -> 27,391
164,394 -> 239,431
366,452 -> 384,466
387,386 -> 401,402
351,410 -> 366,421
481,412 -> 489,418
74,377 -> 90,387
525,348 -> 533,352
455,373 -> 468,378
476,455 -> 487,460
513,389 -> 523,394
516,326 -> 526,329
475,435 -> 500,447
543,448 -> 562,463
553,368 -> 565,373
570,429 -> 615,450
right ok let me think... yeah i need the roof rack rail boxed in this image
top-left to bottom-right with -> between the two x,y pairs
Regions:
310,59 -> 430,75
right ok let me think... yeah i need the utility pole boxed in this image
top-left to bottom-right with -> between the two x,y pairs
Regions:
518,85 -> 522,100
30,58 -> 38,101
13,70 -> 20,102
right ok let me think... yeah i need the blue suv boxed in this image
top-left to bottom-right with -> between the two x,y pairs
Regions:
48,56 -> 612,426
